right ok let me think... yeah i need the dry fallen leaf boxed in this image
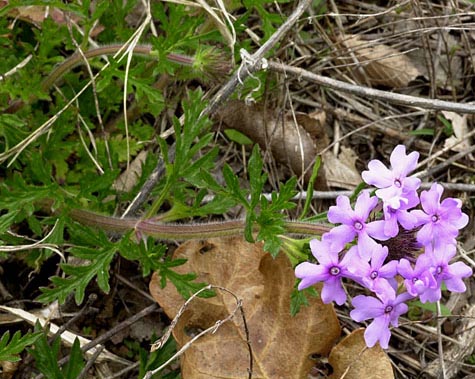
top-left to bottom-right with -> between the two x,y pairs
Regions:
2,3 -> 104,36
337,34 -> 421,88
214,100 -> 328,187
442,111 -> 473,158
113,150 -> 148,192
322,146 -> 361,190
150,237 -> 341,379
329,328 -> 394,379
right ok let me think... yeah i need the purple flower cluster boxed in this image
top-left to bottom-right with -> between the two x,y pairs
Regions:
295,145 -> 472,349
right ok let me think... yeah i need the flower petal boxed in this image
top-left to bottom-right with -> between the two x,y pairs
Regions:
328,195 -> 354,224
324,225 -> 356,252
321,278 -> 346,305
365,316 -> 391,348
350,295 -> 384,321
354,191 -> 378,220
295,262 -> 328,290
362,160 -> 393,188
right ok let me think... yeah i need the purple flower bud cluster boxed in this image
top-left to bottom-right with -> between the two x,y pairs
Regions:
295,145 -> 472,349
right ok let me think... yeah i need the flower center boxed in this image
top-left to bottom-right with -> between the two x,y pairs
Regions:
353,221 -> 363,231
330,266 -> 340,276
431,214 -> 440,223
384,305 -> 393,313
370,271 -> 378,279
436,266 -> 443,275
412,277 -> 419,283
394,178 -> 402,188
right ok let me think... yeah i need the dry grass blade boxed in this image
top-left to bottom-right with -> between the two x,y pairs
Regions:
0,306 -> 130,365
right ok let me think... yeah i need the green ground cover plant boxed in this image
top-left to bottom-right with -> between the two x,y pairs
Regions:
1,1 -> 475,378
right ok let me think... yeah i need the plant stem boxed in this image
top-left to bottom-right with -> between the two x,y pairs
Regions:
69,208 -> 331,240
42,44 -> 195,92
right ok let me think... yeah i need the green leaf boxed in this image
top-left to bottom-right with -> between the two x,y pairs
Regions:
437,114 -> 454,136
224,129 -> 253,145
409,128 -> 434,136
409,300 -> 451,317
0,210 -> 20,234
38,241 -> 116,305
299,156 -> 321,219
0,330 -> 41,362
255,177 -> 297,256
29,324 -> 63,379
139,337 -> 178,378
290,286 -> 318,316
63,338 -> 85,379
118,237 -> 167,277
223,164 -> 249,207
158,257 -> 212,299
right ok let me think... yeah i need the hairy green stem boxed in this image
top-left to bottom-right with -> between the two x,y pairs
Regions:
42,44 -> 195,91
69,208 -> 331,240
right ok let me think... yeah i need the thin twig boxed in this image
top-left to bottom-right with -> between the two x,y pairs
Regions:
77,345 -> 105,379
105,362 -> 140,379
267,61 -> 475,114
437,301 -> 448,379
415,144 -> 475,179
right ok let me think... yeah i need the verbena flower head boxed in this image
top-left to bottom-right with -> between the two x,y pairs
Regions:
411,183 -> 469,250
325,191 -> 388,260
294,238 -> 357,305
294,144 -> 472,350
362,144 -> 421,209
350,287 -> 412,348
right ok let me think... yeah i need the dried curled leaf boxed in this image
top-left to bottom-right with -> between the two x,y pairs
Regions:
336,34 -> 421,88
329,328 -> 394,379
150,237 -> 341,379
214,100 -> 328,187
442,111 -> 473,157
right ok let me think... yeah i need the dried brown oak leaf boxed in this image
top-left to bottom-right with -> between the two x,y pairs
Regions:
214,100 -> 328,188
328,328 -> 394,379
149,237 -> 341,379
336,34 -> 421,88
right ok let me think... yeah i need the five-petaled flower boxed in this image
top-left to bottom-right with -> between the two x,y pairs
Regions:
350,288 -> 412,349
294,238 -> 357,305
362,144 -> 421,210
348,244 -> 398,294
411,183 -> 469,250
325,191 -> 388,260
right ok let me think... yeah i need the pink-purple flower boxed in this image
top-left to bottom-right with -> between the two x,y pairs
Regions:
348,244 -> 398,294
381,195 -> 418,237
362,145 -> 421,210
429,244 -> 473,294
411,183 -> 469,250
325,191 -> 388,260
294,144 -> 472,350
398,254 -> 439,302
350,288 -> 412,348
294,238 -> 357,305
